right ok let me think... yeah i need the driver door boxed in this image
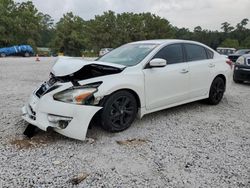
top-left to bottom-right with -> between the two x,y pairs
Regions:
143,43 -> 189,110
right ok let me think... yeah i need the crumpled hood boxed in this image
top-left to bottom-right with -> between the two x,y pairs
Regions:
51,57 -> 126,77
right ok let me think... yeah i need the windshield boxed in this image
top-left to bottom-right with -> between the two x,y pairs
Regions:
235,49 -> 250,55
97,43 -> 158,66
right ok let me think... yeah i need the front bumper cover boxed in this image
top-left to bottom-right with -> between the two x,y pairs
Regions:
234,65 -> 250,82
22,84 -> 102,141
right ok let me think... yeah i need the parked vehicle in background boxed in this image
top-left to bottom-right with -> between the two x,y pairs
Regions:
216,47 -> 236,55
233,54 -> 250,83
228,49 -> 250,62
37,47 -> 51,57
0,45 -> 34,57
99,48 -> 113,56
22,39 -> 232,141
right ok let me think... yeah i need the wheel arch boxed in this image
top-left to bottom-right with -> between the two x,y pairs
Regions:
99,88 -> 141,108
214,74 -> 226,86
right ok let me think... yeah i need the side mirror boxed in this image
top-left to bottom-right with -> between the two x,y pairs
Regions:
149,58 -> 167,68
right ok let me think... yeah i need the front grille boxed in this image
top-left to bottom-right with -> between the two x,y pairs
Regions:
28,105 -> 36,120
36,83 -> 48,98
47,77 -> 57,86
35,77 -> 59,98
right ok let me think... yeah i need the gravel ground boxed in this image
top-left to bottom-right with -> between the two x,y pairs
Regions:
0,57 -> 249,188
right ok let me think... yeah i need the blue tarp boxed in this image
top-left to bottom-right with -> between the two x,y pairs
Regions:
0,45 -> 34,56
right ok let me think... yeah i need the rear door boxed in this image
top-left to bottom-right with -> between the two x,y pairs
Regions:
143,43 -> 189,110
183,43 -> 214,99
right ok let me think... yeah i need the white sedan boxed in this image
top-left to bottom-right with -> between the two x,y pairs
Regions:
22,40 -> 233,140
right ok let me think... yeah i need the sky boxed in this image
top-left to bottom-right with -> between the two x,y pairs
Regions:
15,0 -> 250,31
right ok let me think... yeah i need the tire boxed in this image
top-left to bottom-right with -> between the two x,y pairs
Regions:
101,90 -> 138,132
24,52 -> 30,57
207,77 -> 225,105
0,53 -> 6,57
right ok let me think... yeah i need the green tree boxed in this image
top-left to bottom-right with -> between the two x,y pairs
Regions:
236,18 -> 249,31
0,0 -> 16,46
221,22 -> 234,33
242,36 -> 250,48
52,12 -> 85,56
37,13 -> 54,47
84,11 -> 174,52
0,0 -> 54,49
1,1 -> 250,55
220,39 -> 239,48
174,27 -> 192,40
12,1 -> 42,48
194,26 -> 202,33
84,11 -> 118,52
233,18 -> 250,46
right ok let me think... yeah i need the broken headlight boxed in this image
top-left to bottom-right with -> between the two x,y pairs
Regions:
53,82 -> 101,105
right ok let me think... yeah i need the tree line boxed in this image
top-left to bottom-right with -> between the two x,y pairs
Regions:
0,0 -> 249,56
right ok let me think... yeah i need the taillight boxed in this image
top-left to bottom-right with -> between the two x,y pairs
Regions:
226,60 -> 233,69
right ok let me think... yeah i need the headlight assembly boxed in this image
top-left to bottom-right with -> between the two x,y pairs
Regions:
53,82 -> 102,105
236,56 -> 245,65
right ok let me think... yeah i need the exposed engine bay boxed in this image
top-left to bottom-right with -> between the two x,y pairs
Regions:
52,63 -> 124,83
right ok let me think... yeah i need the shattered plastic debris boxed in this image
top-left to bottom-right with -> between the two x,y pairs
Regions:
85,138 -> 95,144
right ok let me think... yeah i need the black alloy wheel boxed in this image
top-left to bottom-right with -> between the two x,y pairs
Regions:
101,91 -> 137,132
207,77 -> 225,105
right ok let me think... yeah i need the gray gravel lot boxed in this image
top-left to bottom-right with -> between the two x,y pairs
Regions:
0,57 -> 249,187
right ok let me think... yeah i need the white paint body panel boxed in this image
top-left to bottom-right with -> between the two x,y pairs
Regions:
143,62 -> 189,110
22,39 -> 232,140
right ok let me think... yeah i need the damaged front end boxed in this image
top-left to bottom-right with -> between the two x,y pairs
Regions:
22,58 -> 126,140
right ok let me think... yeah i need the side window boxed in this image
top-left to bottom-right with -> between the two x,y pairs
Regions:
184,44 -> 208,61
153,44 -> 184,64
206,48 -> 214,59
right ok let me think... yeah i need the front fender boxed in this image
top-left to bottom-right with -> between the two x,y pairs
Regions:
94,72 -> 145,108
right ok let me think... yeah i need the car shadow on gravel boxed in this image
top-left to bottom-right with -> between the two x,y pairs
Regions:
87,100 -> 212,140
10,98 -> 226,147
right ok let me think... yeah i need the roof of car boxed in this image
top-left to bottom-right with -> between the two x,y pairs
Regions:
130,39 -> 203,45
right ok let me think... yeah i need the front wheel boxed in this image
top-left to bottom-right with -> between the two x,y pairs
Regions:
101,91 -> 138,132
0,53 -> 6,57
207,77 -> 225,105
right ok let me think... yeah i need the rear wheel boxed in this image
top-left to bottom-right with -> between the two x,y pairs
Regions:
101,91 -> 138,132
207,77 -> 225,105
0,53 -> 6,57
24,52 -> 30,57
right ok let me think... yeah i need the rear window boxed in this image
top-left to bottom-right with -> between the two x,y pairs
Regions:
184,44 -> 208,61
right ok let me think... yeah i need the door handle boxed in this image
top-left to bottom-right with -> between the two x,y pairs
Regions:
180,69 -> 189,73
208,63 -> 215,68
